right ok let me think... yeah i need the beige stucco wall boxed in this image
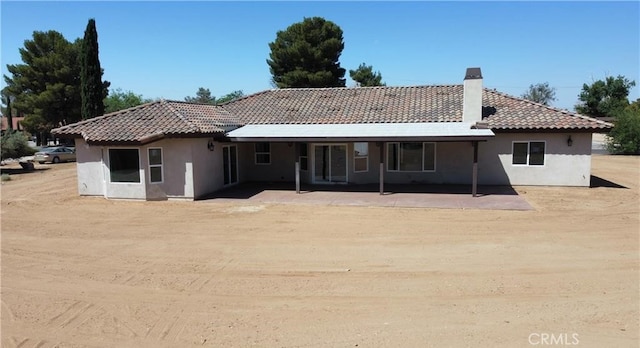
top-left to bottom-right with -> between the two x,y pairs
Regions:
479,132 -> 592,186
74,139 -> 105,196
73,132 -> 594,200
238,142 -> 298,182
142,139 -> 194,200
297,136 -> 592,187
191,139 -> 226,198
73,138 -> 217,200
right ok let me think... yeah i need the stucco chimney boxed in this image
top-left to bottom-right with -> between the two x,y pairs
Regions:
463,67 -> 483,123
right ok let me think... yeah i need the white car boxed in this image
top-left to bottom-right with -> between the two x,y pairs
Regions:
33,146 -> 76,164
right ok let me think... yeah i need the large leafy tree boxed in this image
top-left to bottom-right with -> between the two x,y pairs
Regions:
606,99 -> 640,154
349,63 -> 385,87
104,88 -> 152,114
267,17 -> 346,88
80,18 -> 110,119
185,87 -> 216,104
575,76 -> 636,117
521,82 -> 556,105
3,31 -> 82,137
216,90 -> 244,104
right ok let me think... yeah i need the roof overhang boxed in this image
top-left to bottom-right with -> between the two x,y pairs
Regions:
226,122 -> 495,142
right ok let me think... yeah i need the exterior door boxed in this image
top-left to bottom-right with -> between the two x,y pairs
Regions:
222,145 -> 238,186
313,144 -> 347,183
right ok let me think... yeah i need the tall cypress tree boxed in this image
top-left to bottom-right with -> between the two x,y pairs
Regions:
80,18 -> 108,119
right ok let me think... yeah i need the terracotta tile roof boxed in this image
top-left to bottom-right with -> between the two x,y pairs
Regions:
224,85 -> 463,124
53,85 -> 612,143
223,85 -> 612,131
53,100 -> 242,144
482,89 -> 612,131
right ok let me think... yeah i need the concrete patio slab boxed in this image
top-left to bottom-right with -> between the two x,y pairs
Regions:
202,183 -> 533,210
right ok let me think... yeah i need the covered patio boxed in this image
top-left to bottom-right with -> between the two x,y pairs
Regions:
227,122 -> 496,197
202,182 -> 533,210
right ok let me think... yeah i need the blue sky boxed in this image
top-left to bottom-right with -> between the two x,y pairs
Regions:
1,1 -> 638,111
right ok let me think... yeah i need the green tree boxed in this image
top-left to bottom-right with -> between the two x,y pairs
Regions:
185,87 -> 216,104
3,31 -> 82,135
1,87 -> 14,131
575,76 -> 636,117
349,63 -> 385,87
104,88 -> 152,114
80,18 -> 110,119
606,100 -> 640,154
216,90 -> 244,104
1,131 -> 35,160
521,82 -> 556,105
267,17 -> 346,88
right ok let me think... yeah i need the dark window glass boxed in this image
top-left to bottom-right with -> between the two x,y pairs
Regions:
512,143 -> 528,165
400,142 -> 422,171
423,143 -> 436,171
150,167 -> 162,183
109,149 -> 140,183
387,143 -> 399,171
255,143 -> 270,164
529,142 -> 545,165
149,148 -> 162,165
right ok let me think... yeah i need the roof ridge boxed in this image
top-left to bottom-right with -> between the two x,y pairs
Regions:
54,100 -> 164,131
218,90 -> 272,106
484,88 -> 614,128
486,88 -> 575,115
165,99 -> 220,106
162,100 -> 201,131
266,84 -> 461,92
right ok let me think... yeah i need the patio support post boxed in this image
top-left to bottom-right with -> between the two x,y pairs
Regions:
295,143 -> 301,194
379,142 -> 384,195
472,141 -> 478,197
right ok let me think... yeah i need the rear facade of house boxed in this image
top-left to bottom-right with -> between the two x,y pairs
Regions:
54,68 -> 611,201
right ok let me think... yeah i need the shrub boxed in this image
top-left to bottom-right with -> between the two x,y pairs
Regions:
0,131 -> 36,160
1,173 -> 10,181
606,107 -> 640,154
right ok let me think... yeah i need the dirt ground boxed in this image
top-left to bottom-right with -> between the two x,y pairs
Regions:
1,155 -> 638,347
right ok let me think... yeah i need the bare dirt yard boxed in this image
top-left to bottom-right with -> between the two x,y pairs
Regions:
1,155 -> 638,347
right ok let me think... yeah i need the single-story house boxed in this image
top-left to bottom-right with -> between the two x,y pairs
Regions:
52,68 -> 612,201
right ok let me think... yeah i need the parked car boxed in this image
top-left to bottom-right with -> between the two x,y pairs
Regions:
34,146 -> 76,164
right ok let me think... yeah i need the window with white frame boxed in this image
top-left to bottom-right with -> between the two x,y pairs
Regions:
255,142 -> 271,164
354,142 -> 368,172
109,149 -> 140,183
299,143 -> 308,171
512,141 -> 545,166
148,148 -> 163,183
387,142 -> 436,172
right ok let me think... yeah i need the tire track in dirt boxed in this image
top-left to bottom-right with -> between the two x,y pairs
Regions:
2,299 -> 16,322
203,258 -> 236,294
115,261 -> 154,285
47,301 -> 102,334
146,308 -> 186,341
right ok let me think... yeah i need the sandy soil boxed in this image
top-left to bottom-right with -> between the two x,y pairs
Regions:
1,155 -> 638,347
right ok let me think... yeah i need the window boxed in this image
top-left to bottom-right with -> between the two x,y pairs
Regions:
148,148 -> 163,183
512,141 -> 545,166
255,142 -> 270,164
423,142 -> 436,171
387,142 -> 436,172
354,142 -> 368,172
109,149 -> 140,183
299,143 -> 308,171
